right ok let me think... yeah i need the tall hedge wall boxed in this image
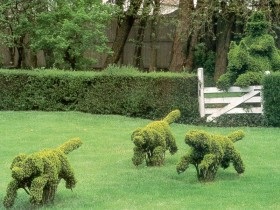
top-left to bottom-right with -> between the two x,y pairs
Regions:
262,72 -> 280,126
0,69 -> 199,124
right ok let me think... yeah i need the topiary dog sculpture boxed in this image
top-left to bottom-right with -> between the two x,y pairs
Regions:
131,109 -> 180,166
3,138 -> 82,208
177,130 -> 245,181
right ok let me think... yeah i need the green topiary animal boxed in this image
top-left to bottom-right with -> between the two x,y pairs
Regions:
217,11 -> 280,90
3,138 -> 82,208
177,130 -> 245,182
131,109 -> 180,166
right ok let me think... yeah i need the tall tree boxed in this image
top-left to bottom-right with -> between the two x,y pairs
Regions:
213,1 -> 236,81
168,0 -> 194,72
168,0 -> 220,73
149,0 -> 160,71
104,0 -> 143,66
184,0 -> 213,71
133,0 -> 152,68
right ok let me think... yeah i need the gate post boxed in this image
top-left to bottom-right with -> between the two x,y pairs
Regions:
198,68 -> 205,118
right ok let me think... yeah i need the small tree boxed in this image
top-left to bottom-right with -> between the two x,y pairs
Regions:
0,0 -> 44,68
217,11 -> 280,90
177,130 -> 245,182
31,0 -> 114,70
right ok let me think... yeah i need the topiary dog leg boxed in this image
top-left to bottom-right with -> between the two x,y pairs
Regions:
132,147 -> 145,166
42,183 -> 58,204
60,159 -> 77,189
176,153 -> 191,174
198,154 -> 219,181
149,146 -> 165,166
231,150 -> 245,174
29,176 -> 48,205
3,179 -> 20,208
166,132 -> 178,155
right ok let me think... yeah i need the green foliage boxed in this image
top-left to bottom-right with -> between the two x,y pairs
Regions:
205,114 -> 266,127
3,138 -> 82,208
217,11 -> 280,90
31,1 -> 114,69
177,130 -> 245,182
0,68 -> 199,124
245,10 -> 270,37
234,71 -> 263,87
262,72 -> 280,126
0,0 -> 114,69
102,64 -> 141,75
131,110 -> 180,166
216,71 -> 237,90
193,43 -> 215,77
0,0 -> 40,45
0,0 -> 45,67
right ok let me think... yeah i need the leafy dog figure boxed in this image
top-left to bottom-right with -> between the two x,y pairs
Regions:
177,130 -> 245,181
131,109 -> 180,166
3,138 -> 82,208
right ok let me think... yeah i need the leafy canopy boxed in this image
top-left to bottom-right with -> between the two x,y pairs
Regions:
0,0 -> 115,69
31,0 -> 115,69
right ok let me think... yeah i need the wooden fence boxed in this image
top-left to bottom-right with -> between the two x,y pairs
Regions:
198,68 -> 263,122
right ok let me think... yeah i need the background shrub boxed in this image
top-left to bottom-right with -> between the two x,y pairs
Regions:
0,68 -> 199,124
205,114 -> 266,127
262,72 -> 280,126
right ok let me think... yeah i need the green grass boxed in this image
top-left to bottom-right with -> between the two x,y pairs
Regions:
1,111 -> 279,210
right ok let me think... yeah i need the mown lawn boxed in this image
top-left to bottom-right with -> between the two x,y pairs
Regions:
1,111 -> 279,210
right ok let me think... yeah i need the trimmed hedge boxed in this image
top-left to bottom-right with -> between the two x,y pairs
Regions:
262,72 -> 280,126
0,69 -> 199,124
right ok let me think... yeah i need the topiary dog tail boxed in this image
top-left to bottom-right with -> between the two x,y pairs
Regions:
227,130 -> 245,143
163,109 -> 181,124
58,138 -> 83,154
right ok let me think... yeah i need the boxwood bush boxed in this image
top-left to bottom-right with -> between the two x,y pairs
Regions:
262,72 -> 280,126
0,68 -> 199,124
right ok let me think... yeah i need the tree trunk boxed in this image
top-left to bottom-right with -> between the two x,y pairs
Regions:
134,21 -> 146,68
133,0 -> 151,68
104,0 -> 143,67
149,0 -> 160,71
184,0 -> 207,72
64,47 -> 76,70
214,5 -> 235,81
169,0 -> 193,72
8,47 -> 15,66
30,51 -> 38,68
16,37 -> 25,68
184,34 -> 197,71
44,49 -> 55,68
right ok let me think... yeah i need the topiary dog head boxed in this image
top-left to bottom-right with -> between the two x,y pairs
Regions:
10,153 -> 28,169
131,128 -> 146,147
132,127 -> 164,148
185,130 -> 210,151
11,154 -> 44,181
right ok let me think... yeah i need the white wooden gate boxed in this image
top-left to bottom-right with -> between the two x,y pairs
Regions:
198,68 -> 263,122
